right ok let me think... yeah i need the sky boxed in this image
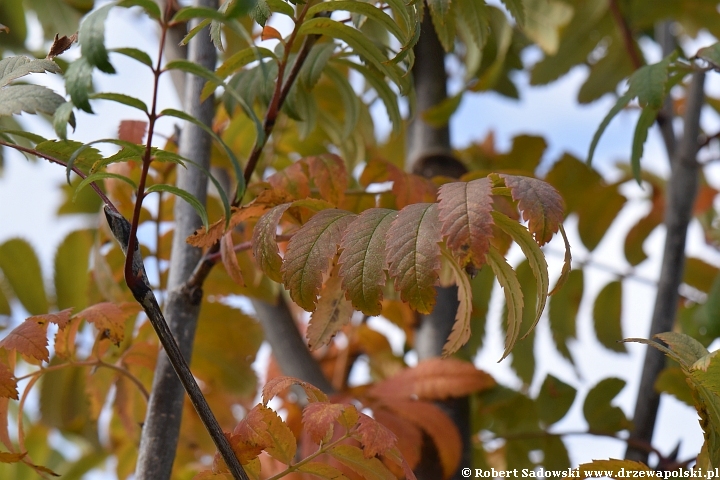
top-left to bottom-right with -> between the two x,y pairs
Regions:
1,1 -> 720,476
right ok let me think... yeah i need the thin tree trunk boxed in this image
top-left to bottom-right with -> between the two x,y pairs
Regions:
625,70 -> 705,464
407,9 -> 470,480
135,2 -> 217,478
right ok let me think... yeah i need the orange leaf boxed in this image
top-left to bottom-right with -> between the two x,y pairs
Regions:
118,120 -> 148,144
354,413 -> 397,458
305,154 -> 348,207
327,444 -> 395,480
437,178 -> 494,274
303,402 -> 345,444
267,162 -> 310,200
500,174 -> 564,246
369,358 -> 494,401
232,406 -> 272,462
261,25 -> 283,41
281,209 -> 356,311
0,450 -> 26,463
53,316 -> 82,359
256,405 -> 296,464
262,376 -> 329,404
385,203 -> 441,314
44,308 -> 74,329
220,232 -> 244,285
0,362 -> 17,400
381,400 -> 460,479
307,265 -> 355,350
252,203 -> 292,283
73,302 -> 141,344
0,315 -> 50,362
374,410 -> 422,469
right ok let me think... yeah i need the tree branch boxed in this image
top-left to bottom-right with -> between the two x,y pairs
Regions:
625,70 -> 705,464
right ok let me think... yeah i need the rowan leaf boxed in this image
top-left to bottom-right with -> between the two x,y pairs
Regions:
112,47 -> 153,68
355,413 -> 397,458
500,0 -> 525,25
282,209 -> 356,311
537,374 -> 576,426
54,230 -> 94,312
255,404 -> 296,464
252,203 -> 291,283
338,208 -> 396,315
549,269 -> 582,362
78,3 -> 115,73
73,302 -> 141,345
373,410 -> 422,470
0,450 -> 25,463
437,178 -> 494,274
90,92 -> 147,113
0,315 -> 49,362
592,281 -> 626,353
386,203 -> 442,314
220,232 -> 244,285
145,183 -> 210,231
630,107 -> 657,184
305,154 -> 348,207
550,224 -> 572,295
487,247 -> 523,360
0,238 -> 48,315
369,357 -> 494,401
327,445 -> 395,480
297,462 -> 350,480
583,378 -> 631,433
500,174 -> 564,246
262,376 -> 329,404
303,402 -> 345,444
0,362 -> 17,400
307,265 -> 355,350
440,248 -> 474,355
0,85 -> 66,117
0,56 -> 61,88
655,367 -> 694,407
491,211 -> 549,340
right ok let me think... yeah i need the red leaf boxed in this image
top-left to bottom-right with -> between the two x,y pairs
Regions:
220,232 -> 244,285
267,162 -> 310,200
118,120 -> 147,144
355,413 -> 397,458
281,209 -> 356,311
73,302 -> 141,344
307,266 -> 355,350
368,358 -> 494,401
303,402 -> 345,444
305,154 -> 348,207
500,174 -> 564,246
437,178 -> 494,274
0,362 -> 17,400
262,376 -> 329,404
385,203 -> 441,314
0,316 -> 50,362
338,208 -> 396,316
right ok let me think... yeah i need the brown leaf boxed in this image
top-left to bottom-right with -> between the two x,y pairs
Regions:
0,24 -> 8,34
262,376 -> 329,404
368,358 -> 494,401
267,162 -> 310,200
0,362 -> 17,400
45,308 -> 74,329
118,120 -> 148,145
355,413 -> 397,458
47,33 -> 77,59
305,154 -> 349,206
307,264 -> 355,350
0,316 -> 50,362
0,450 -> 26,463
438,178 -> 494,273
303,402 -> 345,444
261,26 -> 283,41
252,203 -> 292,283
373,410 -> 422,469
500,174 -> 564,246
220,232 -> 244,285
73,302 -> 141,344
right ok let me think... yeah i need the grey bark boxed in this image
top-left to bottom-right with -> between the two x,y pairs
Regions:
135,2 -> 218,478
407,9 -> 470,479
251,297 -> 334,393
625,71 -> 705,463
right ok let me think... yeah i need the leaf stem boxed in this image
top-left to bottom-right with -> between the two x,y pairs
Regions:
265,432 -> 352,480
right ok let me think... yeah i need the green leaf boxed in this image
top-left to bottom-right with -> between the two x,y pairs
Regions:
655,367 -> 694,407
324,65 -> 360,139
697,42 -> 720,69
385,203 -> 442,314
266,0 -> 294,18
282,209 -> 357,311
73,172 -> 137,202
65,57 -> 94,113
39,361 -> 91,435
164,59 -> 223,85
79,3 -> 115,74
499,0 -> 525,25
521,0 -> 573,55
0,239 -> 48,315
592,280 -> 625,353
630,107 -> 657,184
53,102 -> 76,140
628,54 -> 675,109
145,183 -> 210,231
583,377 -> 631,433
111,47 -> 154,68
422,93 -> 462,128
214,46 -> 276,81
180,18 -> 212,46
0,56 -> 61,88
299,18 -> 406,93
118,0 -> 162,20
54,230 -> 94,311
171,6 -> 226,23
428,0 -> 456,52
250,0 -> 271,26
0,282 -> 10,316
455,0 -> 489,49
587,93 -> 631,166
549,269 -> 582,362
299,42 -> 335,91
492,211 -> 549,340
253,203 -> 291,283
160,108 -> 245,201
89,92 -> 148,113
338,208 -> 396,316
537,374 -> 576,426
487,246 -> 523,361
0,85 -> 66,117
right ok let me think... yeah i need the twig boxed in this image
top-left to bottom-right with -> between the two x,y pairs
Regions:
608,0 -> 643,70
